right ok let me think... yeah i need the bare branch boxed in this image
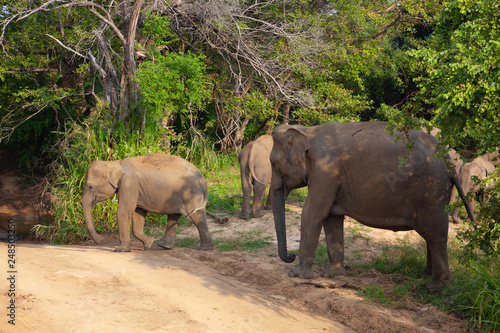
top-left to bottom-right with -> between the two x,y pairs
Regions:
46,34 -> 89,60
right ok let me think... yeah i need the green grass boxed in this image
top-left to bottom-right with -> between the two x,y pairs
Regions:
174,229 -> 272,252
205,164 -> 242,214
214,230 -> 272,252
359,286 -> 393,305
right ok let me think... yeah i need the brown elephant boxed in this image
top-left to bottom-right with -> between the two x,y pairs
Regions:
482,148 -> 500,166
270,121 -> 473,290
82,153 -> 213,252
452,156 -> 495,223
238,135 -> 273,220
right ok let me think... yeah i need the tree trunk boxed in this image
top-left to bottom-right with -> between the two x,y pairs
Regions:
119,0 -> 145,122
282,102 -> 290,125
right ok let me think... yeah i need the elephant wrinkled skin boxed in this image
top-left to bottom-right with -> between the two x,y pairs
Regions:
238,135 -> 273,219
82,153 -> 213,252
270,121 -> 473,291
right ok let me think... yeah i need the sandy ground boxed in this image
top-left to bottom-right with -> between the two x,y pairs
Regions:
0,152 -> 468,333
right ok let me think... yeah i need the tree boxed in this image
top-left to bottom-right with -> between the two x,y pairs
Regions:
0,0 -> 154,123
410,0 -> 500,153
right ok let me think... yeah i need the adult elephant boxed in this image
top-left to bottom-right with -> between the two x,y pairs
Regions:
270,122 -> 473,290
238,135 -> 273,220
82,153 -> 213,252
452,156 -> 495,223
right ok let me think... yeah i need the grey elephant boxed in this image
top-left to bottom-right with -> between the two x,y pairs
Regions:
452,156 -> 495,223
82,153 -> 213,252
238,135 -> 273,220
270,121 -> 473,290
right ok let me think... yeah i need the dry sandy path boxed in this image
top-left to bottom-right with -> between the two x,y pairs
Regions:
1,243 -> 351,333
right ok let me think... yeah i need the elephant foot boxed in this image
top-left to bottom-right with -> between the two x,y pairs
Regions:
157,237 -> 176,250
288,265 -> 315,279
320,266 -> 347,278
198,241 -> 214,251
252,211 -> 264,218
114,246 -> 131,252
142,236 -> 155,250
239,212 -> 250,220
426,277 -> 449,292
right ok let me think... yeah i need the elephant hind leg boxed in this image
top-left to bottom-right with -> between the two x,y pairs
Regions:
251,182 -> 267,218
321,214 -> 347,278
187,209 -> 213,251
415,210 -> 450,291
131,208 -> 155,250
157,214 -> 181,250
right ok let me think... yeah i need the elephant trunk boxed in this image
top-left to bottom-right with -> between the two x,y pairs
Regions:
271,175 -> 296,263
82,190 -> 103,244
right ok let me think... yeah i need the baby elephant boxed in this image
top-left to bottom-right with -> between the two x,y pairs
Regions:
452,156 -> 495,223
82,153 -> 213,252
238,135 -> 273,219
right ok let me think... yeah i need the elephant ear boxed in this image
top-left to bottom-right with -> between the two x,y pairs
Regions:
284,128 -> 308,168
107,162 -> 124,189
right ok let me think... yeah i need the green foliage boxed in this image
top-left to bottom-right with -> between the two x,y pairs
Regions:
457,172 -> 500,259
410,0 -> 500,151
441,258 -> 500,333
135,51 -> 209,131
141,13 -> 177,47
458,261 -> 500,332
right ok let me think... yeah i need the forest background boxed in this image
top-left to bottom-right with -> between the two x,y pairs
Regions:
1,0 -> 500,329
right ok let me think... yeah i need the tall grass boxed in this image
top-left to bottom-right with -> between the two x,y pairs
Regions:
349,236 -> 500,332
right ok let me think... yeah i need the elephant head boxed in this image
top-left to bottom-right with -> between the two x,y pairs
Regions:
82,160 -> 124,244
269,126 -> 309,263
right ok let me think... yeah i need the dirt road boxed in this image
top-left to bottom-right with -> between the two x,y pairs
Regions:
1,243 -> 351,333
0,215 -> 467,333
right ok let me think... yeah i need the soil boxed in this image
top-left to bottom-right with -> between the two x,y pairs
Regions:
0,153 -> 468,333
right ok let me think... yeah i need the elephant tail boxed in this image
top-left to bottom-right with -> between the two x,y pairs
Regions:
449,167 -> 475,224
185,181 -> 208,220
248,146 -> 265,185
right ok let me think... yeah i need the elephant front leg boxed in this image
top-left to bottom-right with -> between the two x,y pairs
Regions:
131,208 -> 155,250
321,214 -> 347,277
288,207 -> 324,279
115,206 -> 133,252
157,215 -> 180,249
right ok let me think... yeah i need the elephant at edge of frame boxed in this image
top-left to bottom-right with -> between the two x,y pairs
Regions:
269,121 -> 474,291
452,156 -> 496,223
82,153 -> 213,252
238,135 -> 274,220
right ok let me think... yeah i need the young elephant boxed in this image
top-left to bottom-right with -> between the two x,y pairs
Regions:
82,153 -> 213,252
452,156 -> 495,223
238,135 -> 273,219
270,122 -> 474,290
